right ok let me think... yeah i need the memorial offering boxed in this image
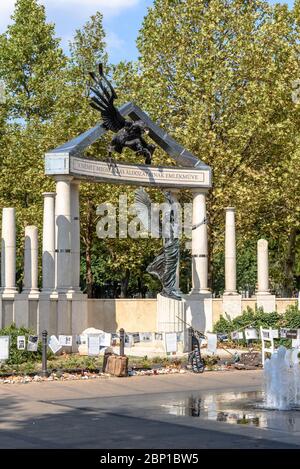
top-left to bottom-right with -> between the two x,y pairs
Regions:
48,335 -> 62,354
99,332 -> 111,347
17,336 -> 26,350
231,331 -> 244,340
125,334 -> 134,348
132,333 -> 140,344
27,335 -> 38,352
188,329 -> 205,373
58,335 -> 73,347
280,328 -> 289,339
88,334 -> 100,356
286,329 -> 299,339
0,336 -> 10,361
244,328 -> 258,340
139,332 -> 152,342
165,332 -> 177,353
207,333 -> 217,355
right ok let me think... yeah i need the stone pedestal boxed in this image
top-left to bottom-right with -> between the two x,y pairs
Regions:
0,297 -> 14,327
37,292 -> 58,336
256,239 -> 275,312
190,190 -> 210,294
256,294 -> 276,313
157,294 -> 185,333
42,192 -> 56,293
57,293 -> 72,336
15,293 -> 39,330
222,294 -> 242,318
1,208 -> 17,296
71,293 -> 88,352
184,293 -> 213,333
157,292 -> 213,352
23,226 -> 39,294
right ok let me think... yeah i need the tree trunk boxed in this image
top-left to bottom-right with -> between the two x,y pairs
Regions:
120,269 -> 130,298
283,228 -> 299,297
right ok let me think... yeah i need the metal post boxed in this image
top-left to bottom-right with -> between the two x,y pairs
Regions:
119,328 -> 125,356
41,330 -> 48,377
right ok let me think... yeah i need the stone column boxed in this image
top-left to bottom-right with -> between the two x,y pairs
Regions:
168,189 -> 181,292
190,190 -> 209,294
1,208 -> 17,295
23,225 -> 39,294
55,176 -> 73,293
257,239 -> 270,294
256,239 -> 275,313
224,207 -> 237,295
71,181 -> 81,292
42,192 -> 56,293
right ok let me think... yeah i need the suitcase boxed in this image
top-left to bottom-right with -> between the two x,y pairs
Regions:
105,354 -> 128,377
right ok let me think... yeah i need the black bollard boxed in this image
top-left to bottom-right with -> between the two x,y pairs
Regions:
41,330 -> 49,377
119,328 -> 125,356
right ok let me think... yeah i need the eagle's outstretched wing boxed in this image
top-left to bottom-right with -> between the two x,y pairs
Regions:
89,63 -> 126,132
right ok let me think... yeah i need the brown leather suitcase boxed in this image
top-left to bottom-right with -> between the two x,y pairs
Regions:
105,355 -> 128,377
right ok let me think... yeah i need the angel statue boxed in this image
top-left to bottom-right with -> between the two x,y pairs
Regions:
135,188 -> 208,301
88,64 -> 156,165
135,188 -> 182,301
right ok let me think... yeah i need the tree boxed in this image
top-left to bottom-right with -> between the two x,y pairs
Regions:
0,0 -> 66,287
116,0 -> 300,293
0,0 -> 66,122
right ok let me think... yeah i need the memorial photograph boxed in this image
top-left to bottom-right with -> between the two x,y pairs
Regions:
0,0 -> 300,462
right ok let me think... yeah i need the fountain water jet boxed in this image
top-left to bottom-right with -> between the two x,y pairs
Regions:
264,346 -> 300,410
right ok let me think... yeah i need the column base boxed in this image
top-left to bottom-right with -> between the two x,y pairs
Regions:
189,288 -> 211,295
223,291 -> 239,296
1,288 -> 18,297
22,289 -> 40,298
56,287 -> 76,295
41,289 -> 56,295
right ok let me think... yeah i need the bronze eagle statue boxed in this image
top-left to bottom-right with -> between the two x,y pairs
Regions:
88,64 -> 156,165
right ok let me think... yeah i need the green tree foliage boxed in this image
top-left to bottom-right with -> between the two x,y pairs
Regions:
0,0 -> 65,122
214,304 -> 300,335
115,0 -> 300,293
0,0 -> 66,287
1,0 -> 300,297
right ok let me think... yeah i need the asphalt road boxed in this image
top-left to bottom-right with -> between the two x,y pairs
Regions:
0,370 -> 299,449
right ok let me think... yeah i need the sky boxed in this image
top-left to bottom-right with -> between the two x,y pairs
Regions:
0,0 -> 296,64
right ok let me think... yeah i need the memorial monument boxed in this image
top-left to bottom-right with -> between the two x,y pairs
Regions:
0,64 -> 281,346
42,63 -> 213,343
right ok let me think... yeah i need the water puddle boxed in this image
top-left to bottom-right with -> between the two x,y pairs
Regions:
159,390 -> 300,433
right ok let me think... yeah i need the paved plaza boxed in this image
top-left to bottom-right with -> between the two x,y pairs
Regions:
0,370 -> 299,449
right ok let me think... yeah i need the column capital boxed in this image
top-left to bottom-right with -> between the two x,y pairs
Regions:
190,188 -> 209,194
42,192 -> 56,198
225,206 -> 235,212
71,179 -> 81,186
53,175 -> 74,183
